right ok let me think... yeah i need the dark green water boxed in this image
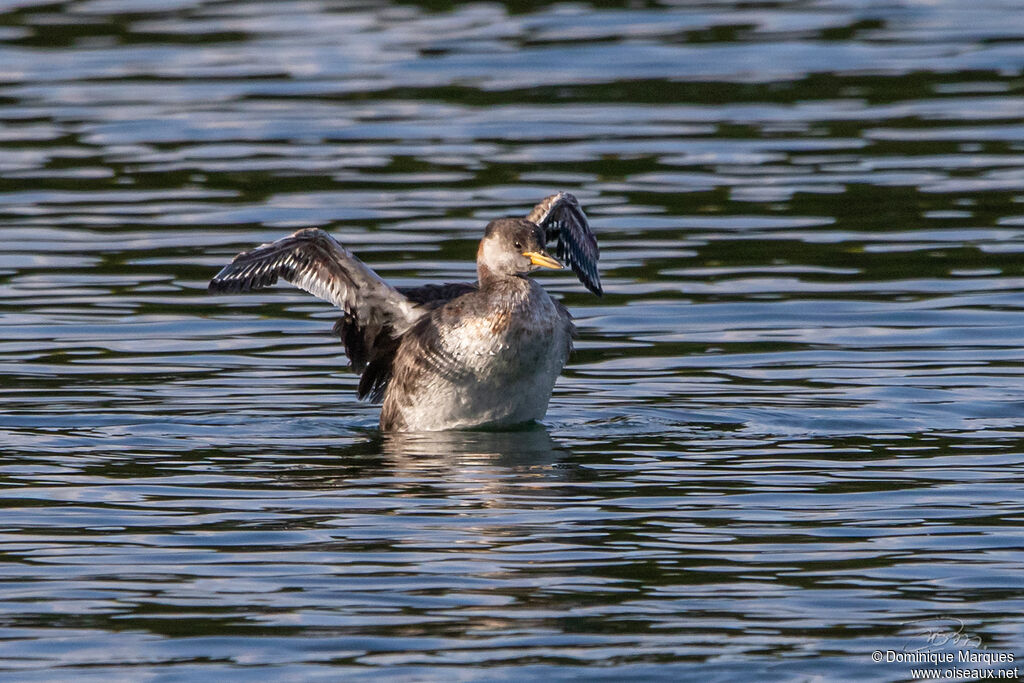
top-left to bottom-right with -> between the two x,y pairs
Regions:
2,0 -> 1024,680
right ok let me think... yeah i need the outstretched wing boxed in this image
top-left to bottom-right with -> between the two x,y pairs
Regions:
209,228 -> 422,375
527,192 -> 602,296
209,228 -> 418,325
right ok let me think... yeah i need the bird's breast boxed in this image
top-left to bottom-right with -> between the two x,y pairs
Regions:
382,281 -> 571,431
443,287 -> 560,372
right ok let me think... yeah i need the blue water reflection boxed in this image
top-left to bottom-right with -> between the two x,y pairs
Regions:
2,0 -> 1024,679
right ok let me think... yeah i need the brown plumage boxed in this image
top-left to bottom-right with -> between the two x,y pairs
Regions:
208,193 -> 601,431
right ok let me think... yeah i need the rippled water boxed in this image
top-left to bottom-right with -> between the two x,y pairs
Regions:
3,0 -> 1024,679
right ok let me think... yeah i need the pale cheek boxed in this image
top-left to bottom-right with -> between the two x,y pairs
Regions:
484,242 -> 511,269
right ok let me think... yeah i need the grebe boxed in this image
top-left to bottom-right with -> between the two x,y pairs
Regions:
209,192 -> 601,431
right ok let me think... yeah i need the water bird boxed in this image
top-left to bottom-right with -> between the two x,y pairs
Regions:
209,192 -> 602,431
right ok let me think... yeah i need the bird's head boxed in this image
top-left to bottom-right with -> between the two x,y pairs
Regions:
477,218 -> 561,279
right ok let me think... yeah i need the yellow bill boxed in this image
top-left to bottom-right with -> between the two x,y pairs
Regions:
523,251 -> 562,269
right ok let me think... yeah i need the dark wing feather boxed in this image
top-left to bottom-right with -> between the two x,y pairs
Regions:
209,228 -> 422,376
209,228 -> 417,326
398,282 -> 477,308
354,283 -> 477,403
527,192 -> 602,296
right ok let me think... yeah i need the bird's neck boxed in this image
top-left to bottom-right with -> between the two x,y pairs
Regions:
477,262 -> 496,287
476,239 -> 499,288
477,263 -> 528,291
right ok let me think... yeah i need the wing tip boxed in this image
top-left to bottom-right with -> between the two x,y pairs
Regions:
532,191 -> 601,296
208,265 -> 234,293
208,263 -> 281,294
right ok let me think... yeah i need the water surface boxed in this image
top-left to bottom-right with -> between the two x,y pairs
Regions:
2,0 -> 1024,679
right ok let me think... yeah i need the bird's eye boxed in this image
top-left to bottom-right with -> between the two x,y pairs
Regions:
514,241 -> 522,249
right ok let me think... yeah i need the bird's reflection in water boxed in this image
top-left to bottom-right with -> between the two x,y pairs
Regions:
269,424 -> 579,497
376,425 -> 576,508
382,424 -> 564,467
